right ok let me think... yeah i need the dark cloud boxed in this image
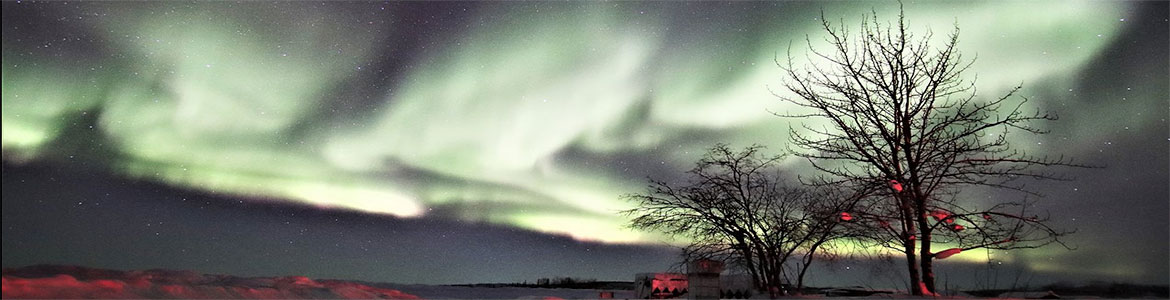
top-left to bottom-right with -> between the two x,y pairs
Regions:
1,162 -> 677,284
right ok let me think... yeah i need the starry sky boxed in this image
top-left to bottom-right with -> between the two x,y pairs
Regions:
2,0 -> 1167,288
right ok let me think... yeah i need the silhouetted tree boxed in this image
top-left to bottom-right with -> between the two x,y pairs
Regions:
623,144 -> 858,295
774,6 -> 1084,295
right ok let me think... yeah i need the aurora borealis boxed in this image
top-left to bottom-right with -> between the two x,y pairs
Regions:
3,0 -> 1167,288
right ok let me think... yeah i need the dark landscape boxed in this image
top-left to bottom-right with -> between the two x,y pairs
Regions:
2,1 -> 1166,299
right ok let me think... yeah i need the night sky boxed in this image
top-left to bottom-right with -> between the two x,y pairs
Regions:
2,0 -> 1167,288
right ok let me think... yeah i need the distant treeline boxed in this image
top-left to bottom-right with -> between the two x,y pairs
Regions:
451,277 -> 634,290
966,282 -> 1168,298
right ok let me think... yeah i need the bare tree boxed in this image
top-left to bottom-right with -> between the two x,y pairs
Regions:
622,144 -> 856,296
774,7 -> 1085,295
783,185 -> 866,295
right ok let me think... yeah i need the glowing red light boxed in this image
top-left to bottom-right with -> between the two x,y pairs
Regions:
889,180 -> 903,192
840,212 -> 853,221
934,248 -> 962,259
930,210 -> 951,221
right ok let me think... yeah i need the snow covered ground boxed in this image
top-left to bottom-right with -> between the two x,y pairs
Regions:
378,284 -> 636,299
2,265 -> 418,299
5,265 -> 1165,299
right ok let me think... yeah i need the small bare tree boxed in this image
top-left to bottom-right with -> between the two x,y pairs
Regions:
775,7 -> 1085,295
783,185 -> 868,295
623,144 -> 856,295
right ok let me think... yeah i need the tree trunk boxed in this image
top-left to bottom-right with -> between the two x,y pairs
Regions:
919,227 -> 937,295
795,252 -> 813,296
754,245 -> 772,291
921,252 -> 936,296
905,239 -> 922,295
737,238 -> 762,292
914,190 -> 937,295
796,233 -> 830,296
766,256 -> 782,297
897,194 -> 923,296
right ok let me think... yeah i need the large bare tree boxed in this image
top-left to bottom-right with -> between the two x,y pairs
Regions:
775,8 -> 1084,295
623,144 -> 856,296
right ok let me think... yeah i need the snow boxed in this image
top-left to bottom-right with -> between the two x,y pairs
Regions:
376,284 -> 635,299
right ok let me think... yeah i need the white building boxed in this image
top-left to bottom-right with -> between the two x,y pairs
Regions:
633,260 -> 756,299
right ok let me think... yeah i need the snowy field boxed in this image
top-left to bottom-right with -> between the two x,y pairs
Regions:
377,284 -> 637,299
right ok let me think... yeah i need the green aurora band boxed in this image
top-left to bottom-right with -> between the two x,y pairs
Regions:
4,1 -> 1159,280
